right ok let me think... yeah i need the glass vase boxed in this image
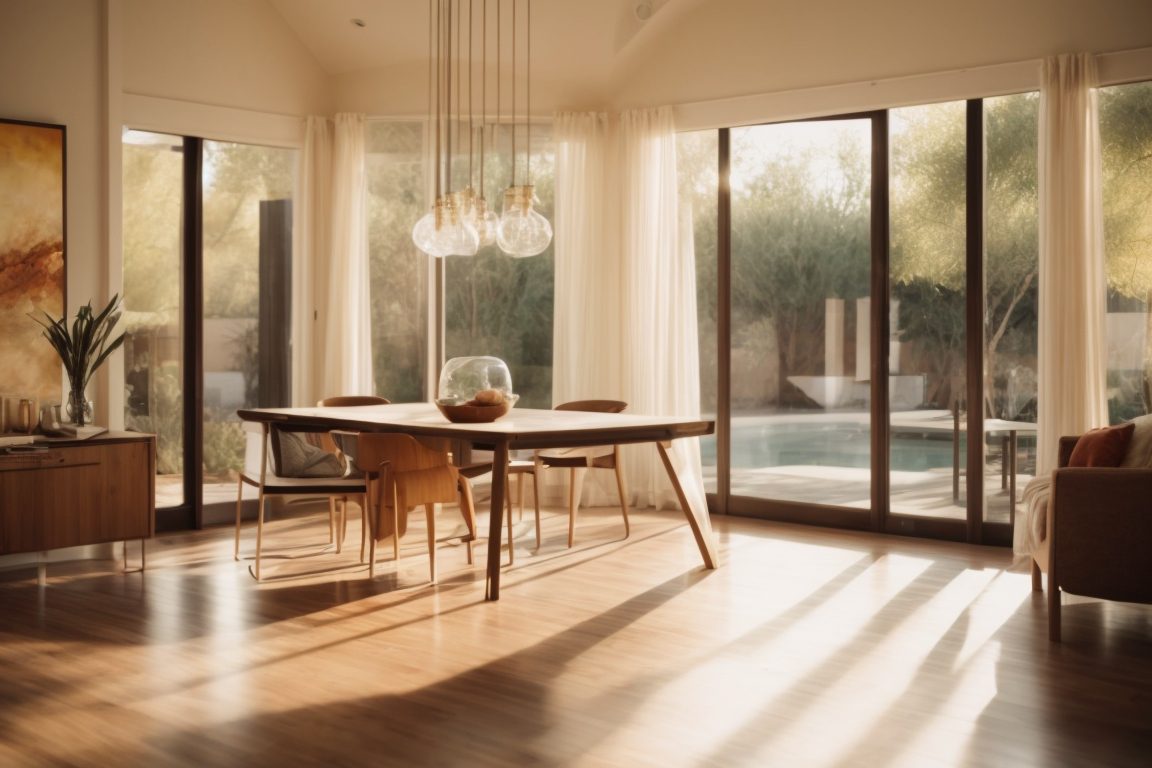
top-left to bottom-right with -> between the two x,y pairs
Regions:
67,386 -> 92,427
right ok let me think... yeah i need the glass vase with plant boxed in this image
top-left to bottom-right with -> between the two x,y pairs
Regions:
31,295 -> 127,427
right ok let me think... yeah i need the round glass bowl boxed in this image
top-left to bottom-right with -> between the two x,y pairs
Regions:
435,356 -> 519,423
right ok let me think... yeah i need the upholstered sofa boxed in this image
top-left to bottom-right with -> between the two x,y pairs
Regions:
1025,420 -> 1152,641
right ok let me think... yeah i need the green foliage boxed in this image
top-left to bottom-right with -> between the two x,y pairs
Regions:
124,359 -> 183,475
728,122 -> 871,400
31,295 -> 127,395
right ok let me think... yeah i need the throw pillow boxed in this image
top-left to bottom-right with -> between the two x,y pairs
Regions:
1119,413 -> 1152,468
274,429 -> 346,477
1068,422 -> 1135,468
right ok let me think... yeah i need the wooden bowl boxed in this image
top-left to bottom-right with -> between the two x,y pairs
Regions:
436,400 -> 512,423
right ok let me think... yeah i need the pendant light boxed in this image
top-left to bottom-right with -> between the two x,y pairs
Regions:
466,0 -> 498,246
495,0 -> 552,257
412,0 -> 479,257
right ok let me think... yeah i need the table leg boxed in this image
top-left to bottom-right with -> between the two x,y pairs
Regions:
485,439 -> 510,600
1001,435 -> 1009,489
656,441 -> 718,569
1009,430 -> 1018,530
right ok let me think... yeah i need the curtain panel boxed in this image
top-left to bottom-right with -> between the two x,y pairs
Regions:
297,114 -> 375,406
1036,53 -> 1108,474
552,107 -> 706,511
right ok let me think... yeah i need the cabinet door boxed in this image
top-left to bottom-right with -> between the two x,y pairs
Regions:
0,438 -> 154,554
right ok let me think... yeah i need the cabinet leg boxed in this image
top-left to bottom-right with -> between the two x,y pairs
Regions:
122,538 -> 146,573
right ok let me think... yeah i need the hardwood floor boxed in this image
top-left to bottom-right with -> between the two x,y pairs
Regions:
0,501 -> 1149,767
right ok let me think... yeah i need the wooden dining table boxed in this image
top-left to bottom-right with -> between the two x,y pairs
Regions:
237,402 -> 718,599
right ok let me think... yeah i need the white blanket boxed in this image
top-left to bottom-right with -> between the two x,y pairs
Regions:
1015,474 -> 1051,559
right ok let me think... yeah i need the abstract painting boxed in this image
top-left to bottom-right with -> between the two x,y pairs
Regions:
0,119 -> 66,409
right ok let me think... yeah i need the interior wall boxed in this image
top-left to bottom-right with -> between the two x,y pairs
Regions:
123,0 -> 332,123
0,0 -> 107,366
611,0 -> 1152,112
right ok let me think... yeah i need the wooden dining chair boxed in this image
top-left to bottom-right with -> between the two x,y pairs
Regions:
533,400 -> 631,548
233,420 -> 368,581
356,432 -> 478,584
317,395 -> 390,558
456,457 -> 540,564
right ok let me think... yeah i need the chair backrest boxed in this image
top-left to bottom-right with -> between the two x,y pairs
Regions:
555,399 -> 627,414
240,420 -> 270,480
357,433 -> 452,475
318,395 -> 391,407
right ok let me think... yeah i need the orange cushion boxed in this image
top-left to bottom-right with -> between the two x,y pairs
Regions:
1068,422 -> 1136,467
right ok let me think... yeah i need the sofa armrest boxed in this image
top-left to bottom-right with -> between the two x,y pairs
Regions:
1050,467 -> 1152,605
1057,436 -> 1080,468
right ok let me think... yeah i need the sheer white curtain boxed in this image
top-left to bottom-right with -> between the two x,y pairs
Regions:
616,107 -> 704,509
551,107 -> 705,510
293,116 -> 331,406
553,112 -> 620,404
1036,53 -> 1108,474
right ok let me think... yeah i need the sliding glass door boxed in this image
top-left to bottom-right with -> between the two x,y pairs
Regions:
122,131 -> 296,527
684,97 -> 1041,544
727,117 -> 875,512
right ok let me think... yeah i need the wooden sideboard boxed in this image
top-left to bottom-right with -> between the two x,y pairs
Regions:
0,432 -> 155,571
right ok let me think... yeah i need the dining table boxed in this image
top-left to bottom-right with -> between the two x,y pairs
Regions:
237,402 -> 718,600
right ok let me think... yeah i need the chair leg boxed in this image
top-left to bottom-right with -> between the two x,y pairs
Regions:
359,494 -> 368,563
1031,560 -> 1042,592
613,459 -> 631,539
328,496 -> 337,545
393,502 -> 401,562
1048,583 -> 1061,642
254,491 -> 267,581
531,470 -> 541,549
367,482 -> 377,578
506,494 -> 515,565
517,472 -> 525,521
567,467 -> 588,548
458,478 -> 476,567
234,476 -> 245,561
425,503 -> 437,584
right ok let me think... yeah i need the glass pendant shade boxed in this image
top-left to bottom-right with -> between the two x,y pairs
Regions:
472,197 -> 499,247
413,197 -> 480,257
496,184 -> 552,257
412,208 -> 448,257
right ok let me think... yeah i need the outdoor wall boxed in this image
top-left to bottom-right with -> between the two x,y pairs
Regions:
611,0 -> 1152,112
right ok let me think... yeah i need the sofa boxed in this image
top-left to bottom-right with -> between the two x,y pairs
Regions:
1025,419 -> 1152,641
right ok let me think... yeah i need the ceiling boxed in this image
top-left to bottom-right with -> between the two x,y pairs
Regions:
265,0 -> 674,86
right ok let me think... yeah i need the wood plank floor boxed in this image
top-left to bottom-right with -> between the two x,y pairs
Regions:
0,501 -> 1149,767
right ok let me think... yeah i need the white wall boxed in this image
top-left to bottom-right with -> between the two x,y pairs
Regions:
123,0 -> 331,122
612,0 -> 1152,117
1,0 -> 331,430
1,0 -> 108,364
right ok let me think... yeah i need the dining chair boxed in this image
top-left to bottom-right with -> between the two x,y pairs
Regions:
317,395 -> 390,558
456,457 -> 540,565
534,400 -> 631,548
356,432 -> 478,584
233,420 -> 368,581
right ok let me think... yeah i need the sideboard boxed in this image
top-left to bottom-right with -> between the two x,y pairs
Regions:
0,432 -> 155,577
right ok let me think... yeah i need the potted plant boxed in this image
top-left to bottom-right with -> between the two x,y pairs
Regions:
31,295 -> 127,427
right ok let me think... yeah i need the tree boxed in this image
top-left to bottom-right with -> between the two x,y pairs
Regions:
728,122 -> 871,410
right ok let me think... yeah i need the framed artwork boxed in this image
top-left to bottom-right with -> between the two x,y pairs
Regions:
0,118 -> 66,421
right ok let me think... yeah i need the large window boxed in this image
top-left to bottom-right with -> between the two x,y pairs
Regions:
443,122 -> 555,407
1101,80 -> 1152,423
367,120 -> 556,407
365,121 -> 429,401
681,94 -> 1041,543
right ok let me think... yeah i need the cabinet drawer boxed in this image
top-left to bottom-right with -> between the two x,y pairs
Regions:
0,437 -> 154,554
